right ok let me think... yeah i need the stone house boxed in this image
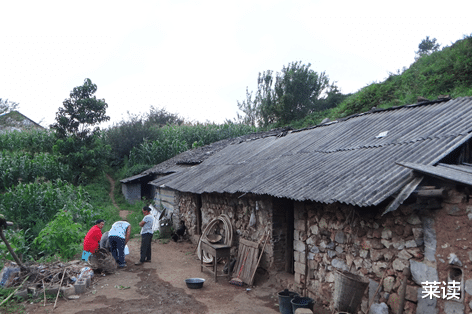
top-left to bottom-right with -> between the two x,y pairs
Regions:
122,97 -> 472,313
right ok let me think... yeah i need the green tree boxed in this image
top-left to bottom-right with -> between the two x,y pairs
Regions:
103,107 -> 184,167
237,62 -> 338,127
50,78 -> 110,140
273,62 -> 330,124
316,84 -> 351,111
256,71 -> 277,126
236,88 -> 258,127
144,106 -> 184,128
0,98 -> 19,115
50,79 -> 111,183
416,36 -> 440,57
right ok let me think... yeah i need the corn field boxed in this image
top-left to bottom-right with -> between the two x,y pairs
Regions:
0,150 -> 72,189
0,130 -> 55,153
128,123 -> 256,167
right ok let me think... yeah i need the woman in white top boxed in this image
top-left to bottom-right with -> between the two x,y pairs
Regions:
108,220 -> 131,267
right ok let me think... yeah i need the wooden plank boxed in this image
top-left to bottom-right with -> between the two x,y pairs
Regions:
239,238 -> 259,249
232,238 -> 264,285
415,189 -> 445,197
242,248 -> 254,281
245,250 -> 255,285
232,243 -> 247,277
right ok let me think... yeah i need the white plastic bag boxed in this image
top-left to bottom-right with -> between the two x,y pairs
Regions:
78,266 -> 94,279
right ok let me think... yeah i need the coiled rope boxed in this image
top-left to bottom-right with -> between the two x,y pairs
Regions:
197,214 -> 233,263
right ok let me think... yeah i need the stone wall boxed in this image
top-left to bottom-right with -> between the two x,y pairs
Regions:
178,192 -> 200,235
433,185 -> 472,314
176,184 -> 472,313
293,183 -> 472,314
178,192 -> 291,271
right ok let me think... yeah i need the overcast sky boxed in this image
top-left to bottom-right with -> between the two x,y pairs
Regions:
1,0 -> 471,128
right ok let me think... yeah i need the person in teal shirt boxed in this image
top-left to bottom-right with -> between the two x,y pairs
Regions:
108,220 -> 131,267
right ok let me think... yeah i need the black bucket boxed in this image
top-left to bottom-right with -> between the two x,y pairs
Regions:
291,296 -> 314,313
277,289 -> 299,314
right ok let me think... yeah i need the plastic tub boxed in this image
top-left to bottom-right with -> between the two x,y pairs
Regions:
277,289 -> 299,314
185,278 -> 205,289
291,296 -> 314,313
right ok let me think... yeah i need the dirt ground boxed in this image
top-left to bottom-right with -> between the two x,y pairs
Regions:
22,238 -> 286,314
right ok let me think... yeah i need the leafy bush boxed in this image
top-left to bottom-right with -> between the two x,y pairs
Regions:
0,229 -> 32,263
33,211 -> 84,259
123,163 -> 154,178
103,107 -> 184,166
129,139 -> 188,167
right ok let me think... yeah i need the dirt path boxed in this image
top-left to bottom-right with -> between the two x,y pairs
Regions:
105,173 -> 130,219
24,239 -> 282,314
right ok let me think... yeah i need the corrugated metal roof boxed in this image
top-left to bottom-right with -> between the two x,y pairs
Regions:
120,128 -> 288,183
151,97 -> 472,206
398,162 -> 472,186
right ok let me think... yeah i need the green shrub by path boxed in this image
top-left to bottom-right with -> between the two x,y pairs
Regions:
129,138 -> 188,168
33,210 -> 84,260
0,229 -> 32,263
82,172 -> 123,231
123,163 -> 154,178
53,134 -> 112,185
0,286 -> 26,313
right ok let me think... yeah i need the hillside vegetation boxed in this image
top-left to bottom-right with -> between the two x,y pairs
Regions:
292,35 -> 472,128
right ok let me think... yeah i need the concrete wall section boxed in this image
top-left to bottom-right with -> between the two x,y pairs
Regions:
121,183 -> 141,204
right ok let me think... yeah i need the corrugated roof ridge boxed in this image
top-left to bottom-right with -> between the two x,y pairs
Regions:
290,97 -> 460,134
289,133 -> 460,155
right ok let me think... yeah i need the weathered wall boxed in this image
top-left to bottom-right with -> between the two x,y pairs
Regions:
152,186 -> 180,229
432,184 -> 472,314
293,183 -> 472,314
121,182 -> 141,204
178,192 -> 293,271
293,200 -> 425,313
176,183 -> 472,313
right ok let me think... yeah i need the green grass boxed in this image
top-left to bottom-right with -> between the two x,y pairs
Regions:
0,286 -> 27,313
